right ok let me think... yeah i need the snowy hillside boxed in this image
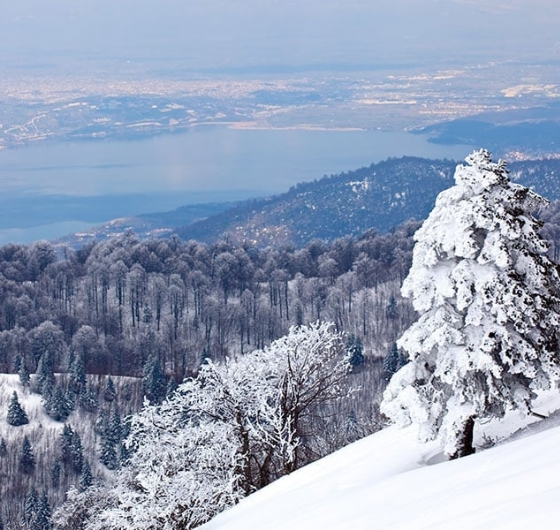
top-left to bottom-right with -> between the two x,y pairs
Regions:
201,391 -> 560,530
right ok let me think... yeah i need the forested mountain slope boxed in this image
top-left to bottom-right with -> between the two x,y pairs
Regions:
175,157 -> 560,246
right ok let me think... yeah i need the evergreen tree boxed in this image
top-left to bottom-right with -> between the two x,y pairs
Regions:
99,436 -> 119,470
103,377 -> 116,402
0,437 -> 7,457
34,351 -> 55,395
20,436 -> 36,474
19,361 -> 31,387
79,382 -> 99,413
44,385 -> 71,422
382,342 -> 407,381
385,295 -> 399,320
142,355 -> 166,404
382,150 -> 560,459
80,460 -> 93,491
24,488 -> 39,525
65,387 -> 76,414
60,424 -> 83,474
7,391 -> 29,426
68,354 -> 86,396
31,492 -> 52,530
106,404 -> 122,446
94,408 -> 108,436
346,334 -> 364,368
51,461 -> 61,488
14,354 -> 22,374
0,512 -> 4,530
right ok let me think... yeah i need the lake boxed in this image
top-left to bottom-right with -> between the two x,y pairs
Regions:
0,127 -> 473,244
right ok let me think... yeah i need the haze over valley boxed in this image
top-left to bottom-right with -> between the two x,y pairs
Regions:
1,1 -> 560,243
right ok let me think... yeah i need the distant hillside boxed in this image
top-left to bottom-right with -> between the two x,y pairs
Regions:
57,201 -> 237,248
175,156 -> 560,247
415,103 -> 560,155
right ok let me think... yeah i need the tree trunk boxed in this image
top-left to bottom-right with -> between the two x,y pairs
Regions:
450,416 -> 476,460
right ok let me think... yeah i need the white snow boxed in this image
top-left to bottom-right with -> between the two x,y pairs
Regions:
201,391 -> 560,530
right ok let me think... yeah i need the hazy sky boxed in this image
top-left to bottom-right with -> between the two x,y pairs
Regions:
1,0 -> 559,75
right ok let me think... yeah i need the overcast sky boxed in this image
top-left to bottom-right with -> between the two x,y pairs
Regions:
1,0 -> 559,75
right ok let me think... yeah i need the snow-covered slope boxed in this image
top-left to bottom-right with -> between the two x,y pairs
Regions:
201,392 -> 560,530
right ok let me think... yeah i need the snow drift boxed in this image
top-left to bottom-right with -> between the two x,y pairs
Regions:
201,392 -> 560,530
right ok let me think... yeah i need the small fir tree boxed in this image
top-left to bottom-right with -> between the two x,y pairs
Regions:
13,354 -> 22,374
103,377 -> 116,402
80,460 -> 93,491
19,361 -> 31,387
79,383 -> 99,413
382,150 -> 560,459
382,342 -> 407,381
34,352 -> 55,395
385,295 -> 399,320
60,424 -> 84,474
105,404 -> 122,446
44,385 -> 71,422
346,334 -> 365,368
51,461 -> 61,488
94,408 -> 108,436
20,436 -> 36,474
68,355 -> 86,396
166,377 -> 178,398
24,488 -> 39,525
0,437 -> 7,457
7,391 -> 29,426
99,436 -> 119,470
33,492 -> 52,530
142,355 -> 166,404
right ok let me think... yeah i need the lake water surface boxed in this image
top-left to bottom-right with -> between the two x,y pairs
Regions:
0,127 -> 473,243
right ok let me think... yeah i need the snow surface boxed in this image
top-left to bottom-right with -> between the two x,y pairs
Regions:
201,391 -> 560,530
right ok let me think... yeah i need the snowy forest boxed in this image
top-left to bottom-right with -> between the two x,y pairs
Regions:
2,151 -> 560,528
0,216 -> 420,528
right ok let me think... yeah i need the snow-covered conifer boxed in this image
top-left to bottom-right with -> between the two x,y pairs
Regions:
80,461 -> 93,491
103,377 -> 116,402
381,149 -> 560,458
60,424 -> 84,474
20,436 -> 36,474
7,391 -> 29,427
44,385 -> 71,422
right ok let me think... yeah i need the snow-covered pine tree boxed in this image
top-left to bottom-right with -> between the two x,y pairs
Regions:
60,424 -> 84,474
33,492 -> 52,530
80,461 -> 93,491
142,355 -> 166,404
103,377 -> 116,402
44,385 -> 71,422
381,149 -> 560,459
7,391 -> 29,426
34,351 -> 55,395
20,436 -> 36,474
24,488 -> 39,526
19,361 -> 30,387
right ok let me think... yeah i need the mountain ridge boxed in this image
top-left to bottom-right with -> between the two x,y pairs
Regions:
58,155 -> 560,249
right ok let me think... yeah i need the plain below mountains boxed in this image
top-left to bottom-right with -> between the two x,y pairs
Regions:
59,156 -> 560,248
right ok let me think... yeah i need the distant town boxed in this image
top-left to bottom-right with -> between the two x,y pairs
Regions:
1,61 -> 559,154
